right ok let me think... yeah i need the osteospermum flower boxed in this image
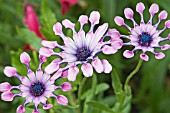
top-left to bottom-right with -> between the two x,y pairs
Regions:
114,2 -> 170,61
39,11 -> 122,81
0,52 -> 72,113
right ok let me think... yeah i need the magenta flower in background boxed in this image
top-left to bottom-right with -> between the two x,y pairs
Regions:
0,52 -> 72,113
39,11 -> 123,81
59,0 -> 78,15
23,3 -> 45,50
114,2 -> 170,61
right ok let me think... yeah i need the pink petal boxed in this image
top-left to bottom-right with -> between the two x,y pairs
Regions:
0,82 -> 11,92
92,57 -> 104,73
107,29 -> 120,38
57,95 -> 68,106
90,23 -> 108,50
149,3 -> 159,15
123,50 -> 134,58
43,104 -> 53,110
63,37 -> 77,50
158,10 -> 168,20
102,59 -> 112,73
50,70 -> 62,82
16,105 -> 25,113
114,16 -> 125,26
32,110 -> 40,113
60,52 -> 77,62
21,77 -> 31,87
62,19 -> 75,29
4,66 -> 17,77
161,44 -> 170,50
45,59 -> 60,74
67,66 -> 79,81
41,40 -> 58,49
28,71 -> 36,82
165,20 -> 170,28
39,55 -> 47,63
140,54 -> 149,61
89,11 -> 100,25
61,70 -> 68,78
20,52 -> 31,65
136,2 -> 145,14
81,63 -> 93,77
53,22 -> 63,36
124,8 -> 134,19
39,47 -> 54,57
61,82 -> 72,92
36,70 -> 43,81
155,52 -> 165,59
1,91 -> 14,101
78,15 -> 88,26
73,33 -> 83,48
111,40 -> 123,49
102,45 -> 118,54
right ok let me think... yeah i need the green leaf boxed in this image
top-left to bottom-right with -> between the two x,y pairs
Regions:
41,0 -> 57,31
81,83 -> 110,99
111,68 -> 124,103
11,49 -> 27,75
62,105 -> 80,109
83,74 -> 97,113
101,0 -> 116,26
40,27 -> 56,41
86,101 -> 115,113
16,26 -> 42,51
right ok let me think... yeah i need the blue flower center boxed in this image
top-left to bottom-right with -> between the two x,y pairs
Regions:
139,32 -> 152,46
76,47 -> 91,61
30,82 -> 45,97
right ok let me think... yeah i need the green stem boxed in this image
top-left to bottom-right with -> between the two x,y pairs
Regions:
78,77 -> 87,103
32,51 -> 38,65
77,77 -> 87,113
124,59 -> 143,91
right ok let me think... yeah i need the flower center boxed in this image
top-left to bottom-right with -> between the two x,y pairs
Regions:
30,82 -> 45,97
139,32 -> 152,46
76,47 -> 91,61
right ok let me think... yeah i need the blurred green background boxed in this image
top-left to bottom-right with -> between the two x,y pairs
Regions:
0,0 -> 170,113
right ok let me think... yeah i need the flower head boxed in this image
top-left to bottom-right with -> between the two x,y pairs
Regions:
114,2 -> 170,61
0,52 -> 72,113
23,3 -> 45,50
59,0 -> 78,15
39,11 -> 122,81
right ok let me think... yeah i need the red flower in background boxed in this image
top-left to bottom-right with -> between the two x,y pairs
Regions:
23,3 -> 45,50
59,0 -> 78,15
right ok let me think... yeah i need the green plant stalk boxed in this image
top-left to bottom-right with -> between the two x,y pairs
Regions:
124,59 -> 143,93
32,51 -> 38,65
70,92 -> 79,113
78,77 -> 87,112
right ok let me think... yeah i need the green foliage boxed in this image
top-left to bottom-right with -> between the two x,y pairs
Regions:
16,27 -> 42,51
0,0 -> 170,113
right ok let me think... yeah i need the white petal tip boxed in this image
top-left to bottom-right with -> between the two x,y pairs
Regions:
140,54 -> 149,61
4,66 -> 17,77
20,52 -> 31,64
114,16 -> 124,26
123,50 -> 134,58
57,95 -> 68,106
155,52 -> 165,59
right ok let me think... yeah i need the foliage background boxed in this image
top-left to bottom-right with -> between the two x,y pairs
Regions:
0,0 -> 170,113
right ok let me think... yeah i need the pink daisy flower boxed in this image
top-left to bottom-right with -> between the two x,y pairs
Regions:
0,52 -> 72,113
114,2 -> 170,61
39,11 -> 122,81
